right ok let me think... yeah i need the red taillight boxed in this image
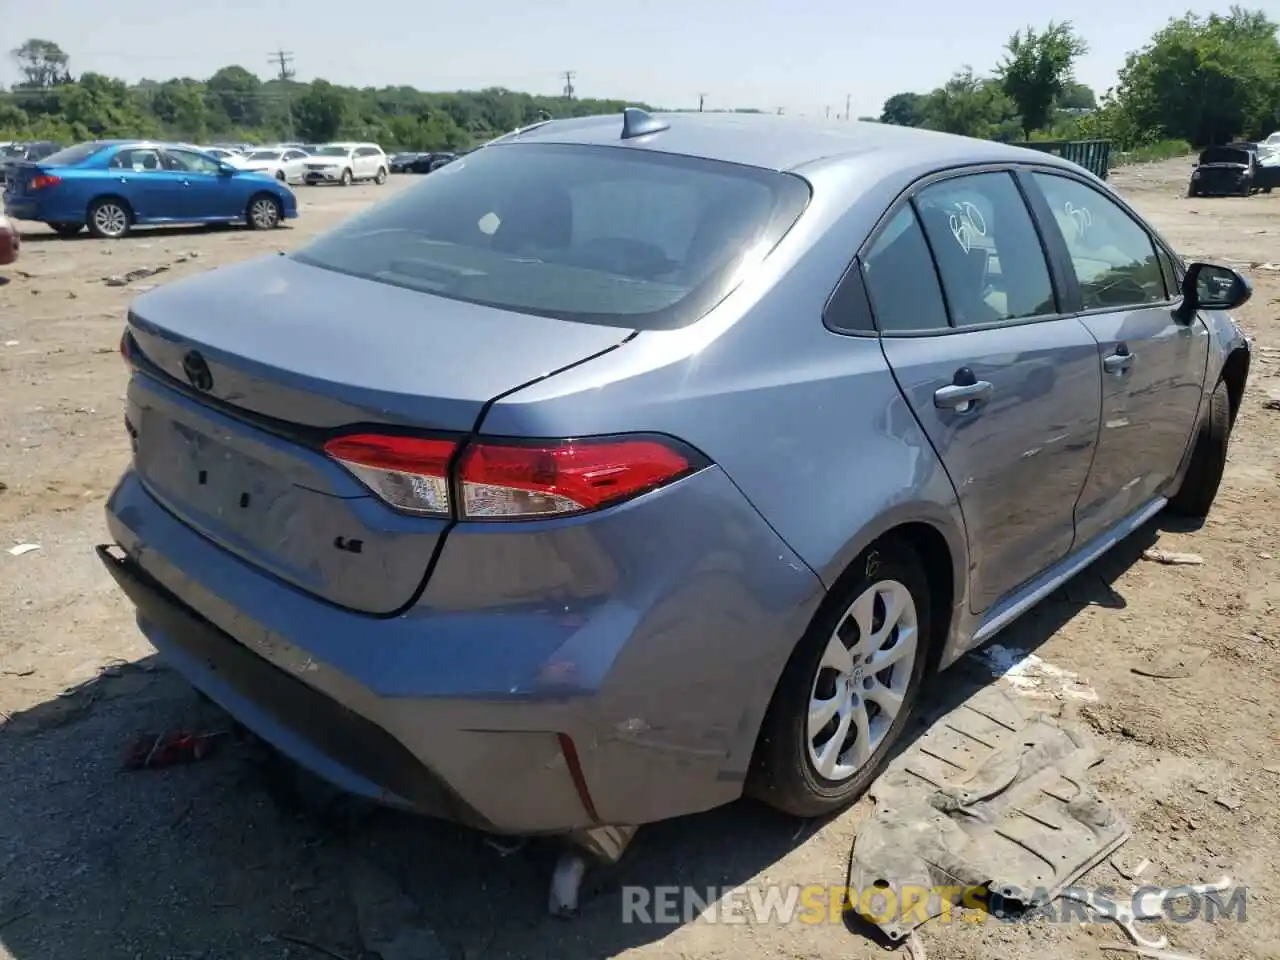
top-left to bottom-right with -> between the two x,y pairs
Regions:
322,433 -> 700,520
29,174 -> 60,190
458,438 -> 694,518
323,434 -> 456,516
119,329 -> 130,363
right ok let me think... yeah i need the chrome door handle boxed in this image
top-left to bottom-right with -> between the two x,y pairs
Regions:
934,380 -> 994,410
1103,348 -> 1133,374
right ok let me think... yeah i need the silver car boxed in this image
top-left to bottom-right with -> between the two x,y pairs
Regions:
101,109 -> 1251,869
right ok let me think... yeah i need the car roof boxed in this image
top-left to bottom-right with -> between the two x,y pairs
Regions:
497,111 -> 1077,175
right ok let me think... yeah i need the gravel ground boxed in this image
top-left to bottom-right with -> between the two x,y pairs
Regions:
0,160 -> 1277,960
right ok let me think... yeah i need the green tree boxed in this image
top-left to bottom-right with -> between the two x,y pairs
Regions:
998,21 -> 1089,137
1057,82 -> 1097,111
294,80 -> 348,142
1111,7 -> 1280,146
205,65 -> 264,129
880,92 -> 928,126
10,39 -> 71,89
920,68 -> 1020,139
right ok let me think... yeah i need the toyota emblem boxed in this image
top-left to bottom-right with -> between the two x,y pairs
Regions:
182,350 -> 213,392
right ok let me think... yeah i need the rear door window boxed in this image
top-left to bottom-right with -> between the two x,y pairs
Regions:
292,142 -> 811,330
914,172 -> 1057,326
860,206 -> 950,333
110,148 -> 163,172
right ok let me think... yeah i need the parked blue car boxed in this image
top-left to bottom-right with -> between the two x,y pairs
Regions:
2,140 -> 297,239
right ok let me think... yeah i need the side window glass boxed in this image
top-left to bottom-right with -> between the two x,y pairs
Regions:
1155,244 -> 1183,299
164,150 -> 220,174
111,148 -> 162,172
1032,173 -> 1166,309
861,206 -> 950,332
914,172 -> 1056,326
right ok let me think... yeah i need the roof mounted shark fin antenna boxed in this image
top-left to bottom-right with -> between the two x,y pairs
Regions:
621,107 -> 669,140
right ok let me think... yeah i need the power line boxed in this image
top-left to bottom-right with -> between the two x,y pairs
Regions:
268,49 -> 295,139
562,70 -> 575,100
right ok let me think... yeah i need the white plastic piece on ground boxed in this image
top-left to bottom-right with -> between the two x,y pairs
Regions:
1131,876 -> 1233,921
976,644 -> 1099,701
8,543 -> 40,556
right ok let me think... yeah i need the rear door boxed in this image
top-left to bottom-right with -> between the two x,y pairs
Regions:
1025,171 -> 1210,545
871,169 -> 1103,614
108,147 -> 186,220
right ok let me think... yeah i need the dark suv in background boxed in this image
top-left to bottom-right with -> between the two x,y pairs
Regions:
1189,143 -> 1280,197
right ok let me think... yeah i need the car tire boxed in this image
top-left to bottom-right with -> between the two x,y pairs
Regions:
748,539 -> 931,819
51,222 -> 84,237
246,193 -> 283,230
275,170 -> 287,183
1167,378 -> 1232,519
375,167 -> 387,185
86,198 -> 132,239
1187,185 -> 1199,198
340,168 -> 353,186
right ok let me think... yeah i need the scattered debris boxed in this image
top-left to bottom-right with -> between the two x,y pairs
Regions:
1263,764 -> 1280,777
847,686 -> 1127,943
902,931 -> 927,960
123,729 -> 226,770
103,265 -> 170,287
7,543 -> 40,556
1099,943 -> 1208,959
1131,645 -> 1209,679
1264,393 -> 1280,411
3,340 -> 17,347
1141,548 -> 1204,566
976,644 -> 1099,701
279,934 -> 355,960
1110,852 -> 1151,881
482,837 -> 527,857
1214,794 -> 1243,811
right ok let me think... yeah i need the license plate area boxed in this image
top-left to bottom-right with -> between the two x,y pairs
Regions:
135,409 -> 295,542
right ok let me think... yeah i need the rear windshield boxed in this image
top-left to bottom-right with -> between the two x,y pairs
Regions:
292,142 -> 811,330
316,146 -> 349,156
30,142 -> 101,166
1200,147 -> 1249,164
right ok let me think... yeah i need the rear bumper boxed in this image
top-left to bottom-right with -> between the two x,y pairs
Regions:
103,466 -> 822,833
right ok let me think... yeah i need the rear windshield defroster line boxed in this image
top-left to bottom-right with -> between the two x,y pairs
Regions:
291,142 -> 812,330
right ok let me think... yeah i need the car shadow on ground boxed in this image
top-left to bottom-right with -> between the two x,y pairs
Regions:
0,518 -> 1170,959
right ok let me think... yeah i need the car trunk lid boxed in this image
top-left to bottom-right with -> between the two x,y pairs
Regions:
125,254 -> 631,613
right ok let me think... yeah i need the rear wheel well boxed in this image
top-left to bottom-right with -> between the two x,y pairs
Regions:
88,194 -> 132,219
886,523 -> 955,673
1221,347 -> 1250,428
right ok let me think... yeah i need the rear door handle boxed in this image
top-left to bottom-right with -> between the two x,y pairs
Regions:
934,371 -> 994,410
1103,344 -> 1133,375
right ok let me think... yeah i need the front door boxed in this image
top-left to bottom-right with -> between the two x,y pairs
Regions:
1027,172 -> 1210,545
868,170 -> 1103,614
162,148 -> 240,220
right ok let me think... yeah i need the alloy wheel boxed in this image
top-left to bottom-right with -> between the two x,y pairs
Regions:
93,203 -> 128,238
807,578 -> 919,781
249,197 -> 280,229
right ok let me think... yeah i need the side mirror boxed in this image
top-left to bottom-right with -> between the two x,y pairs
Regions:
218,163 -> 236,176
1175,261 -> 1252,321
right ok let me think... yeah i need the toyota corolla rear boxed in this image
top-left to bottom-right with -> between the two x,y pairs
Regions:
101,135 -> 824,834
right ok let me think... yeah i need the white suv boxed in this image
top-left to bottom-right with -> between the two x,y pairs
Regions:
302,143 -> 388,186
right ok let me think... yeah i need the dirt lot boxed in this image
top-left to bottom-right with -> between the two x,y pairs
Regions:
1,160 -> 1278,960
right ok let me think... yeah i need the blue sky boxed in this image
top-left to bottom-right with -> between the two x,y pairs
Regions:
1,0 -> 1271,117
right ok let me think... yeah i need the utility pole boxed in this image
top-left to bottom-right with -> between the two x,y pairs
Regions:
698,92 -> 707,112
825,105 -> 830,119
269,48 -> 296,140
562,70 -> 576,100
845,94 -> 851,120
776,106 -> 784,116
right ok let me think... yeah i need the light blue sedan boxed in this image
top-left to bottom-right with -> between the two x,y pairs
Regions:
2,139 -> 298,238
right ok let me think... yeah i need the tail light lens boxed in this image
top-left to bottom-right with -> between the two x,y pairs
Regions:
323,434 -> 455,516
323,433 -> 703,520
29,174 -> 60,190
